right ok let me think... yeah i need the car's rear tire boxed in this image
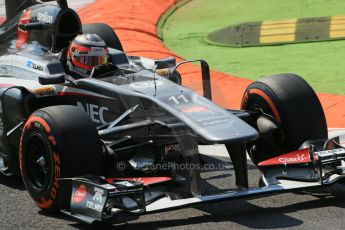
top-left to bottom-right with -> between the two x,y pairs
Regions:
20,105 -> 104,213
83,23 -> 124,51
241,74 -> 327,164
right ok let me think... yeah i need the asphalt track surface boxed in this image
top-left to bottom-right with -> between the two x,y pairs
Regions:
2,152 -> 345,230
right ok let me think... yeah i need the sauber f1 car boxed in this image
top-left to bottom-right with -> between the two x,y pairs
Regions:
0,0 -> 344,225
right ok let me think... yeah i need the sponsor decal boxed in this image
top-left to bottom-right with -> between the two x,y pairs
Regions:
317,148 -> 345,157
33,86 -> 55,95
37,11 -> 54,24
182,106 -> 208,113
50,152 -> 61,200
130,80 -> 164,88
73,185 -> 87,203
86,200 -> 103,212
101,184 -> 116,190
26,61 -> 44,72
93,187 -> 104,203
258,148 -> 311,167
278,154 -> 306,164
90,47 -> 105,52
85,187 -> 105,212
115,181 -> 136,187
197,115 -> 230,126
77,102 -> 108,125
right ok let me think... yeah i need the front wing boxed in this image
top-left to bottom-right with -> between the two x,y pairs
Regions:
60,145 -> 345,225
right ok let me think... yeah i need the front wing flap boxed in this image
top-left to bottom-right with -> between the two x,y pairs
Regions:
60,177 -> 145,224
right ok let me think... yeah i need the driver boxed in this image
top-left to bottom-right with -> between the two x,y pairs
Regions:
66,33 -> 109,78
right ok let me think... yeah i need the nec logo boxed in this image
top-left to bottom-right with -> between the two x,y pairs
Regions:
77,102 -> 108,125
37,11 -> 53,24
26,61 -> 44,72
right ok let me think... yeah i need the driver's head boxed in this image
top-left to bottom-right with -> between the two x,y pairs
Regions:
67,34 -> 109,77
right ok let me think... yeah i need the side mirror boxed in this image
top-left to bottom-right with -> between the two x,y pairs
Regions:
167,69 -> 182,85
40,0 -> 68,9
39,74 -> 66,85
155,57 -> 176,69
172,60 -> 212,101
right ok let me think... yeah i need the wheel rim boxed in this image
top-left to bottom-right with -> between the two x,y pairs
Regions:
25,133 -> 52,192
243,92 -> 286,163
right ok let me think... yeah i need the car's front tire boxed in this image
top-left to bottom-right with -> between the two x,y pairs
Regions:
20,105 -> 104,213
241,74 -> 328,164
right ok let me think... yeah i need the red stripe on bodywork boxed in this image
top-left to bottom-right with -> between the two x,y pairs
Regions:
0,83 -> 15,87
258,148 -> 311,167
57,92 -> 100,98
107,177 -> 172,186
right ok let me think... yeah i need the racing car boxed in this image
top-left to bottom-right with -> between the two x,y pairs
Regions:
0,0 -> 344,225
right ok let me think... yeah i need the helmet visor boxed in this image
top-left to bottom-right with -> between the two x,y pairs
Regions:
74,49 -> 108,67
75,55 -> 108,66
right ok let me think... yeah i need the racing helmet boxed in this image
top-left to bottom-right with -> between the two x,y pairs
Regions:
67,34 -> 109,77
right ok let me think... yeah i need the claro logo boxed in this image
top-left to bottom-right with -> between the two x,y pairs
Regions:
77,102 -> 109,125
37,11 -> 53,24
279,154 -> 306,164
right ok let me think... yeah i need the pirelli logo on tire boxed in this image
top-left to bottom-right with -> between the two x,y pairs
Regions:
207,16 -> 345,47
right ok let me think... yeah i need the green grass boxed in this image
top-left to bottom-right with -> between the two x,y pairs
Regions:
162,0 -> 345,95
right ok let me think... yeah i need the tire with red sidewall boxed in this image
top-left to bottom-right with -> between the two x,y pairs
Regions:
241,74 -> 327,163
20,105 -> 104,213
